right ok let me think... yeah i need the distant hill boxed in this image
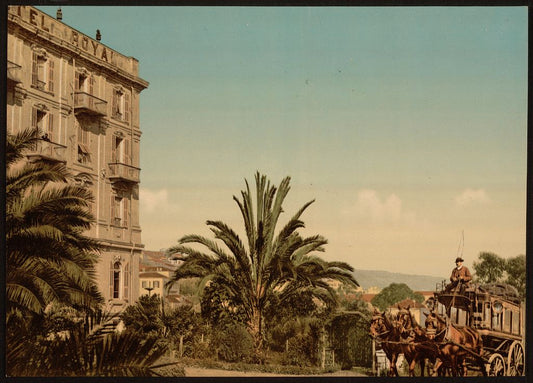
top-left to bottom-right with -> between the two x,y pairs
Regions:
353,269 -> 446,291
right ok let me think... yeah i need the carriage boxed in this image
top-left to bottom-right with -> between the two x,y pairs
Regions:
426,281 -> 525,376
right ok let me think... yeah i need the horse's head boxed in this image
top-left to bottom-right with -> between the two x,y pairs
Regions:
424,312 -> 442,340
369,310 -> 389,338
396,306 -> 412,330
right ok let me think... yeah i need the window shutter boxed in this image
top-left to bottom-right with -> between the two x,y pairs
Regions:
111,195 -> 116,224
48,113 -> 54,142
31,107 -> 38,129
89,76 -> 95,95
124,93 -> 130,122
109,261 -> 114,298
112,90 -> 118,117
124,262 -> 129,300
124,139 -> 130,164
75,72 -> 80,91
32,53 -> 39,86
48,59 -> 54,92
123,198 -> 128,227
111,136 -> 117,163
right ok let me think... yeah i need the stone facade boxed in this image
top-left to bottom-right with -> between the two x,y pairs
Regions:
7,6 -> 149,313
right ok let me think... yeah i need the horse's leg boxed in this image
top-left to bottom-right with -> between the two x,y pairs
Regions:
391,353 -> 400,376
408,357 -> 416,377
432,358 -> 442,376
388,353 -> 396,377
450,355 -> 458,377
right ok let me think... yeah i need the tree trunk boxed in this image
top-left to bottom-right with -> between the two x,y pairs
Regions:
249,306 -> 264,361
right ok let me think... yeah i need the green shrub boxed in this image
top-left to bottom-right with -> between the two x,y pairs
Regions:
212,322 -> 254,363
281,334 -> 315,367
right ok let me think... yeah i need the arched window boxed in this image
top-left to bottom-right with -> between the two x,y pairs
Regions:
113,262 -> 121,299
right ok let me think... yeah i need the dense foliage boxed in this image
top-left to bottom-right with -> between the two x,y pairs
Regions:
7,329 -> 170,377
370,283 -> 424,311
473,252 -> 526,300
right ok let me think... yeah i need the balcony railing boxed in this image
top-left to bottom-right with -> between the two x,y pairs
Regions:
74,92 -> 108,117
32,79 -> 46,91
26,139 -> 67,163
7,61 -> 22,83
108,162 -> 140,184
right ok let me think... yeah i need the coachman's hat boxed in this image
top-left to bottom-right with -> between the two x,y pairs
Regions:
455,257 -> 464,263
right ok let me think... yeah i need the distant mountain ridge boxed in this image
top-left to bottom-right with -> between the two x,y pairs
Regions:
353,269 -> 446,291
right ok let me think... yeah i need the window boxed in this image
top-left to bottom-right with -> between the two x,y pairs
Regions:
142,281 -> 147,288
112,135 -> 131,164
153,281 -> 160,288
113,262 -> 121,299
110,195 -> 129,227
512,311 -> 521,335
112,88 -> 130,122
31,50 -> 54,92
77,125 -> 91,164
32,106 -> 55,142
503,310 -> 511,333
75,70 -> 95,94
492,310 -> 502,331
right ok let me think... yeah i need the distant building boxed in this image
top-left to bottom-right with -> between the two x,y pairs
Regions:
139,250 -> 181,297
366,286 -> 382,294
7,6 -> 149,313
139,272 -> 168,297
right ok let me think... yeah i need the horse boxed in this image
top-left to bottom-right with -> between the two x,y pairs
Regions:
395,305 -> 440,377
424,311 -> 486,376
369,309 -> 403,376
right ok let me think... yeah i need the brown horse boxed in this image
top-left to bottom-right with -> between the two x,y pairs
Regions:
369,309 -> 403,376
425,311 -> 486,376
395,306 -> 440,377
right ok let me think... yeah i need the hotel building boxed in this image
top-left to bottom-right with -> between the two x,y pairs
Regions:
7,6 -> 149,312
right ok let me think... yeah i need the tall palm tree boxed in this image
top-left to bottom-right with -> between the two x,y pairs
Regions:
167,172 -> 358,350
6,127 -> 103,322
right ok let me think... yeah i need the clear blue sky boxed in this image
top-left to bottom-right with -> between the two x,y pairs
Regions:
38,6 -> 528,277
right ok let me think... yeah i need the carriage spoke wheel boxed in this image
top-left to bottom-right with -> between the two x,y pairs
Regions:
507,341 -> 525,376
488,353 -> 506,376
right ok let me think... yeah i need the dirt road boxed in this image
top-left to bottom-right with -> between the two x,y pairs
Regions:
184,366 -> 368,377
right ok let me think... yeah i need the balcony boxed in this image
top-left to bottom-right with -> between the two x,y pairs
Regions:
32,79 -> 46,91
26,139 -> 67,163
74,92 -> 108,117
108,162 -> 140,184
7,61 -> 22,84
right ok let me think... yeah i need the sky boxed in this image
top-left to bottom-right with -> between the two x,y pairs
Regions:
37,6 -> 528,277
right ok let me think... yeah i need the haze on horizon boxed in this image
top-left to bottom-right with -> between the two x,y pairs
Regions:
37,6 -> 528,277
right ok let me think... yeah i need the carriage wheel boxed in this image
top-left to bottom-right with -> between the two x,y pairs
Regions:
507,341 -> 525,376
487,353 -> 506,376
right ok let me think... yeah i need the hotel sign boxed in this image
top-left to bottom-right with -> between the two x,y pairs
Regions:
13,6 -> 118,64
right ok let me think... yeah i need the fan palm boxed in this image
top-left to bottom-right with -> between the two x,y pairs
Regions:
166,172 -> 358,350
6,127 -> 103,321
6,329 -> 173,376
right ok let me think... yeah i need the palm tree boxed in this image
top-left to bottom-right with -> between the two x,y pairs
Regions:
166,172 -> 358,351
6,127 -> 103,323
